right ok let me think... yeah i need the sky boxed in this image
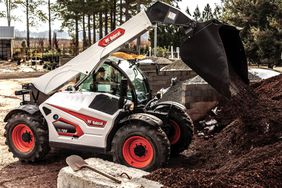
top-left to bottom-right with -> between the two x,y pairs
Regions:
0,0 -> 222,32
179,0 -> 222,15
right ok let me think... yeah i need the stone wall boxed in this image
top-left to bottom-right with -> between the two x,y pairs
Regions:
182,82 -> 221,121
139,64 -> 197,95
140,64 -> 221,122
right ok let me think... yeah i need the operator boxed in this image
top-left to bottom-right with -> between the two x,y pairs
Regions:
95,67 -> 107,82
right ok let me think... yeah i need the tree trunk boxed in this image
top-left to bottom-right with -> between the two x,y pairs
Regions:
125,0 -> 130,21
110,3 -> 113,31
82,1 -> 87,50
48,0 -> 52,49
99,11 -> 103,39
104,8 -> 108,35
82,14 -> 86,49
119,0 -> 122,24
93,13 -> 96,43
75,16 -> 79,55
88,14 -> 91,45
113,0 -> 116,28
111,0 -> 116,30
6,0 -> 11,26
136,0 -> 141,54
26,0 -> 30,55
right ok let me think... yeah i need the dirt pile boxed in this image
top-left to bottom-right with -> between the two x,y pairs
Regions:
146,75 -> 282,187
252,74 -> 282,101
148,57 -> 173,65
161,59 -> 191,71
159,80 -> 184,104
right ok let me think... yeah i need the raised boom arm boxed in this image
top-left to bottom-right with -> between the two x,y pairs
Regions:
32,1 -> 248,98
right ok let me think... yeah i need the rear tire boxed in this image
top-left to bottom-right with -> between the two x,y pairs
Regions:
4,113 -> 50,162
166,110 -> 193,156
111,123 -> 170,171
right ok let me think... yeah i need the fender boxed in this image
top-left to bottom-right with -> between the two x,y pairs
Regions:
4,105 -> 40,122
106,113 -> 163,152
147,101 -> 193,129
150,101 -> 187,114
119,113 -> 163,127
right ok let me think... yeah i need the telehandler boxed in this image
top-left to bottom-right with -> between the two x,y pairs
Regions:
4,1 -> 248,171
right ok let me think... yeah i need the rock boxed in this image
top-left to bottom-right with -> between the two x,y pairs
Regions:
57,158 -> 162,188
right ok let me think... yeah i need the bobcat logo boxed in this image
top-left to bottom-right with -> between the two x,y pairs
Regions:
87,120 -> 105,127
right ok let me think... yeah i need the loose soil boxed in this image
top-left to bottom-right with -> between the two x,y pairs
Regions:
148,57 -> 173,65
159,80 -> 184,104
161,59 -> 191,71
146,75 -> 282,187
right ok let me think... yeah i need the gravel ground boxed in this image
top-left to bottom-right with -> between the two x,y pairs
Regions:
0,61 -> 46,79
1,61 -> 280,187
0,78 -> 69,188
0,78 -> 201,187
0,78 -> 32,169
0,78 -> 110,188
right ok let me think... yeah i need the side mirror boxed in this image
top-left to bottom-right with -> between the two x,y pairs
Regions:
118,79 -> 128,109
66,85 -> 75,92
156,92 -> 161,99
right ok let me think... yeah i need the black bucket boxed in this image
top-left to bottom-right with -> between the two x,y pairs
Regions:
180,20 -> 249,98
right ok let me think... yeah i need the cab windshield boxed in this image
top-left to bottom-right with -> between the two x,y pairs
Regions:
77,57 -> 149,104
113,58 -> 149,104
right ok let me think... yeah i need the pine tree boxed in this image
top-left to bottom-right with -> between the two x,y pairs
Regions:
202,4 -> 213,21
58,0 -> 82,55
14,0 -> 47,52
193,6 -> 201,21
223,0 -> 282,67
213,5 -> 222,19
185,6 -> 191,16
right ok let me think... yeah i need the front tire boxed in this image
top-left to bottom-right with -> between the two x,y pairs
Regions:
166,110 -> 193,156
4,113 -> 50,162
111,123 -> 170,171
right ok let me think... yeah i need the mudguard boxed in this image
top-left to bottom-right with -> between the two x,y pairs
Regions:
150,101 -> 187,113
4,105 -> 40,122
148,101 -> 193,130
119,113 -> 163,127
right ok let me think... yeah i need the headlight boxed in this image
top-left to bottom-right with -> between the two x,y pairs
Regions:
129,102 -> 134,111
124,101 -> 134,111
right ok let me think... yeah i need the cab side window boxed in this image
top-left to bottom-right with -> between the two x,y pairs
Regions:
93,64 -> 123,94
79,64 -> 124,96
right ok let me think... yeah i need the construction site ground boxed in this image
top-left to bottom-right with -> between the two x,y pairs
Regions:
0,77 -> 110,188
0,61 -> 281,187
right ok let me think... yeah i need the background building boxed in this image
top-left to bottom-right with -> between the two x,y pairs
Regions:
0,26 -> 15,60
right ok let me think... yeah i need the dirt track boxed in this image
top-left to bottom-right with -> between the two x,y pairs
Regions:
0,79 -> 31,169
0,78 -> 110,187
0,79 -> 67,188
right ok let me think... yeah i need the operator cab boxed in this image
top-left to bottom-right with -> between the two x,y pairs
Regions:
78,56 -> 151,106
